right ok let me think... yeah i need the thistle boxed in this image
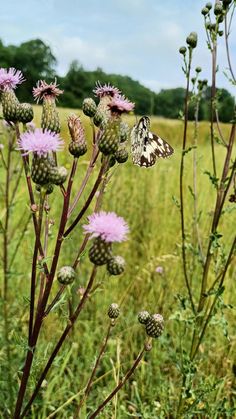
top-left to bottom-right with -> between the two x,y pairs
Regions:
83,211 -> 129,266
0,68 -> 24,122
33,79 -> 63,133
145,314 -> 164,338
57,266 -> 76,285
17,103 -> 34,124
115,148 -> 128,164
82,98 -> 97,117
93,82 -> 121,122
138,311 -> 151,325
108,303 -> 120,319
107,255 -> 125,275
49,166 -> 68,186
68,114 -> 87,157
98,118 -> 120,155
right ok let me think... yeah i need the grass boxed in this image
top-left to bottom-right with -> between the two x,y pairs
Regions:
1,105 -> 236,418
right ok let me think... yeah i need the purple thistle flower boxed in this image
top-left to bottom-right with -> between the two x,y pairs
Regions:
155,266 -> 164,275
18,128 -> 64,156
83,211 -> 129,243
0,67 -> 25,91
108,95 -> 135,114
33,79 -> 63,102
93,81 -> 121,98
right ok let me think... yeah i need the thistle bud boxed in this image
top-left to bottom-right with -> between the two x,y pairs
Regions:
186,32 -> 198,49
1,90 -> 19,122
36,183 -> 54,195
108,303 -> 120,319
57,266 -> 75,285
49,166 -> 68,186
138,311 -> 150,325
120,121 -> 130,143
145,314 -> 164,339
17,103 -> 34,124
31,155 -> 51,185
205,2 -> 212,10
179,46 -> 187,55
89,237 -> 112,266
201,7 -> 209,15
82,98 -> 97,117
68,114 -> 87,157
99,118 -> 120,155
115,148 -> 129,164
218,30 -> 224,36
107,256 -> 125,275
93,110 -> 104,127
214,1 -> 223,15
195,66 -> 202,73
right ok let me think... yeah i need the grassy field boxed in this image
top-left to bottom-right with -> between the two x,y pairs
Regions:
1,106 -> 236,418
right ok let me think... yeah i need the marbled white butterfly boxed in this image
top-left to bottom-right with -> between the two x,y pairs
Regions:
131,116 -> 174,167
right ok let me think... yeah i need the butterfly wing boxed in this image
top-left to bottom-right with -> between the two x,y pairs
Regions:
131,116 -> 174,167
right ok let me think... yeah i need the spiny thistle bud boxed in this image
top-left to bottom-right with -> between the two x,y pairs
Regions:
108,303 -> 120,319
191,77 -> 196,85
68,114 -> 87,157
17,103 -> 34,123
2,90 -> 19,122
229,193 -> 236,203
82,98 -> 97,117
205,2 -> 212,10
201,7 -> 209,15
218,30 -> 224,36
99,118 -> 120,155
89,237 -> 112,266
186,32 -> 198,49
210,23 -> 217,31
218,14 -> 224,23
36,183 -> 54,195
120,121 -> 130,143
206,21 -> 211,30
31,155 -> 52,186
214,0 -> 223,15
57,266 -> 75,285
107,256 -> 125,275
115,148 -> 129,164
138,311 -> 150,325
179,46 -> 187,55
49,166 -> 68,186
195,66 -> 202,73
93,110 -> 105,127
33,80 -> 63,134
145,314 -> 164,339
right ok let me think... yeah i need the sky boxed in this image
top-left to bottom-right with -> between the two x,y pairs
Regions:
0,0 -> 235,94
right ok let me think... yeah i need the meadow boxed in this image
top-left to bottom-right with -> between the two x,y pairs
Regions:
1,104 -> 235,418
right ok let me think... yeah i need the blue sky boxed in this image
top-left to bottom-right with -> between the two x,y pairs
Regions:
0,0 -> 235,93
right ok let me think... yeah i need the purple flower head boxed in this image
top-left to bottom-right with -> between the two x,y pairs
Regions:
93,81 -> 121,99
0,68 -> 25,91
33,79 -> 63,102
155,266 -> 164,275
108,95 -> 135,114
18,128 -> 64,156
83,211 -> 129,243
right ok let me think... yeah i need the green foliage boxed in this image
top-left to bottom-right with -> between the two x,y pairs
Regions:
0,38 -> 234,121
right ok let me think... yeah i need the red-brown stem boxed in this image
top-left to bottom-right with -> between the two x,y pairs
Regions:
89,346 -> 147,419
210,39 -> 217,178
14,159 -> 78,418
225,10 -> 236,84
179,47 -> 195,314
75,322 -> 112,417
64,159 -> 108,238
20,266 -> 97,418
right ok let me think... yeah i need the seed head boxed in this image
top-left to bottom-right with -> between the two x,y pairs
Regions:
33,79 -> 63,103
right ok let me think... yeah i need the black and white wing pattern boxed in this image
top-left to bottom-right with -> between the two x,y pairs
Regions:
130,116 -> 174,168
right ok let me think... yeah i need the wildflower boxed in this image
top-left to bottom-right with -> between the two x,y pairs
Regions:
145,314 -> 164,338
33,80 -> 63,133
108,303 -> 120,319
93,82 -> 121,99
82,98 -> 97,117
33,79 -> 63,103
108,95 -> 135,114
138,311 -> 150,324
18,128 -> 64,156
57,266 -> 76,285
107,255 -> 125,275
155,266 -> 164,275
83,211 -> 129,243
0,67 -> 25,91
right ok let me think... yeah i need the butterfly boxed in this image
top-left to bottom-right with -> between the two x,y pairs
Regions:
130,116 -> 174,167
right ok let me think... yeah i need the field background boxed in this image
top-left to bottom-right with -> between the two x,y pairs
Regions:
1,106 -> 235,418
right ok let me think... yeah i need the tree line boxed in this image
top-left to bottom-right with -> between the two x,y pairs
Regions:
0,38 -> 234,122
